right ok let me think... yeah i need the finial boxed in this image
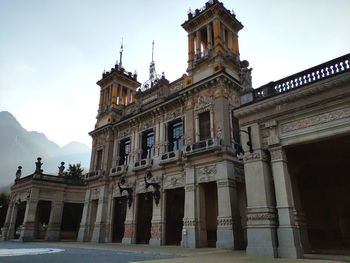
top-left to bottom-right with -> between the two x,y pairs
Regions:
119,38 -> 123,68
151,40 -> 155,63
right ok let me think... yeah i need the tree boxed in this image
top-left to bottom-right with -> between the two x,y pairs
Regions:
66,163 -> 84,179
0,192 -> 10,228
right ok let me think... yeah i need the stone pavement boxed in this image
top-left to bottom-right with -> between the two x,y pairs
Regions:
35,242 -> 349,263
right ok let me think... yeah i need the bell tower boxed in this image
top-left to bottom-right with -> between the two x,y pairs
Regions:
95,44 -> 140,129
182,0 -> 243,85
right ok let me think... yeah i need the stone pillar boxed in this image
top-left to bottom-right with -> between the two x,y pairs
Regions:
159,122 -> 166,154
195,31 -> 201,56
150,184 -> 163,245
216,161 -> 244,249
119,86 -> 123,105
213,18 -> 222,53
77,189 -> 91,242
46,192 -> 64,241
207,23 -> 212,50
1,200 -> 16,240
195,114 -> 200,142
122,191 -> 136,244
187,33 -> 195,70
242,124 -> 278,257
111,84 -> 118,107
181,166 -> 198,248
126,89 -> 131,105
104,190 -> 114,243
228,31 -> 233,51
91,183 -> 109,242
214,91 -> 230,145
20,188 -> 39,242
233,33 -> 239,56
270,146 -> 303,258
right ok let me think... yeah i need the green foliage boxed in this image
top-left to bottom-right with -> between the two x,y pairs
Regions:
0,192 -> 10,227
66,163 -> 84,179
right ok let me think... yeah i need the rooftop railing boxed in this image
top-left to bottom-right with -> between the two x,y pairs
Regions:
242,53 -> 350,105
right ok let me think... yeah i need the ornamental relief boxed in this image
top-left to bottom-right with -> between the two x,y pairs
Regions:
163,174 -> 185,189
196,165 -> 217,183
91,188 -> 100,200
194,95 -> 214,113
281,107 -> 350,133
142,118 -> 155,130
165,108 -> 183,122
119,128 -> 131,139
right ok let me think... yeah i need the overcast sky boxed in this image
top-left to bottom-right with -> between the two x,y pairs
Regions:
0,0 -> 349,147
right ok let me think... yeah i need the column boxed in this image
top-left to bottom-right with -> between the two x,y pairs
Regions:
207,23 -> 212,50
1,200 -> 16,240
213,18 -> 222,53
195,114 -> 200,142
126,89 -> 131,105
119,85 -> 123,105
77,189 -> 91,242
181,165 -> 198,248
111,84 -> 118,107
159,122 -> 166,154
150,173 -> 163,245
242,123 -> 278,257
122,191 -> 136,244
104,192 -> 114,243
228,31 -> 233,51
20,188 -> 39,242
46,192 -> 64,241
155,121 -> 160,157
270,146 -> 303,258
187,33 -> 195,69
216,161 -> 244,249
91,183 -> 109,242
232,33 -> 239,56
210,110 -> 214,139
196,31 -> 201,55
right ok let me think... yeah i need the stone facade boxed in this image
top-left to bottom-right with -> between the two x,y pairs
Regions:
2,0 -> 350,260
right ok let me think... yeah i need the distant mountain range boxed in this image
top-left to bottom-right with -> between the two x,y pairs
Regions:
0,111 -> 91,191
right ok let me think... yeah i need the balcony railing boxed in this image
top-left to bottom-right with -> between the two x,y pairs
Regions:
133,158 -> 153,171
110,165 -> 128,177
85,170 -> 104,180
184,138 -> 221,155
160,150 -> 181,164
241,53 -> 350,105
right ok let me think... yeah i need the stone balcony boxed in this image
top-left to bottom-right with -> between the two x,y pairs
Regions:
110,165 -> 128,177
132,158 -> 153,171
184,137 -> 222,156
159,150 -> 182,165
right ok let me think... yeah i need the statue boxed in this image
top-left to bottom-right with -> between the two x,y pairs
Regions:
35,157 -> 43,174
58,162 -> 65,176
15,166 -> 22,180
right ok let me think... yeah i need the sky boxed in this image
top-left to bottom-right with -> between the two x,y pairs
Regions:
0,0 -> 349,147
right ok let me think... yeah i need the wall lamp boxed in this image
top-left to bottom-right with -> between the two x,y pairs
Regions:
144,171 -> 161,206
118,177 -> 133,208
234,126 -> 253,160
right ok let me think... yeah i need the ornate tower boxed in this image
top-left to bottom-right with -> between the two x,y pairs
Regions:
182,0 -> 243,86
95,45 -> 140,129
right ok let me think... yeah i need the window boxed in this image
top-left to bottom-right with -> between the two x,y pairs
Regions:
119,138 -> 131,165
141,130 -> 155,159
168,120 -> 183,152
198,111 -> 211,141
96,150 -> 103,170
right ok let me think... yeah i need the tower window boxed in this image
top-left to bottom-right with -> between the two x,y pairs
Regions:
141,130 -> 155,159
198,111 -> 211,141
168,120 -> 183,152
119,138 -> 131,165
96,150 -> 103,170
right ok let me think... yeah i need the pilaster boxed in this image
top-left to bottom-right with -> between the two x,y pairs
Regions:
1,200 -> 16,240
122,188 -> 136,244
181,165 -> 198,248
216,161 -> 244,249
91,183 -> 109,242
77,189 -> 91,242
270,146 -> 303,258
46,191 -> 64,241
20,188 -> 40,242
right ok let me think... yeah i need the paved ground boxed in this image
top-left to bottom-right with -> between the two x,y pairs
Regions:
0,241 -> 349,263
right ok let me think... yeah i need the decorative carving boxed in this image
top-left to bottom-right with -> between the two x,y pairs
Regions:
281,107 -> 350,133
217,217 -> 233,227
91,188 -> 100,199
119,128 -> 131,138
142,119 -> 155,130
185,184 -> 195,192
269,148 -> 285,161
194,95 -> 213,113
246,213 -> 277,221
196,165 -> 216,183
164,174 -> 185,189
183,219 -> 197,227
165,108 -> 182,121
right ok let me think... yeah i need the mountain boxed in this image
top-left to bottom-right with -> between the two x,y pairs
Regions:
0,111 -> 91,191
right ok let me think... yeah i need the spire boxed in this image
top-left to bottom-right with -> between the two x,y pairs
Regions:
141,40 -> 161,91
119,39 -> 123,68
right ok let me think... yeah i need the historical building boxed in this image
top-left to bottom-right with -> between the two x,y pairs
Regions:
2,0 -> 349,259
